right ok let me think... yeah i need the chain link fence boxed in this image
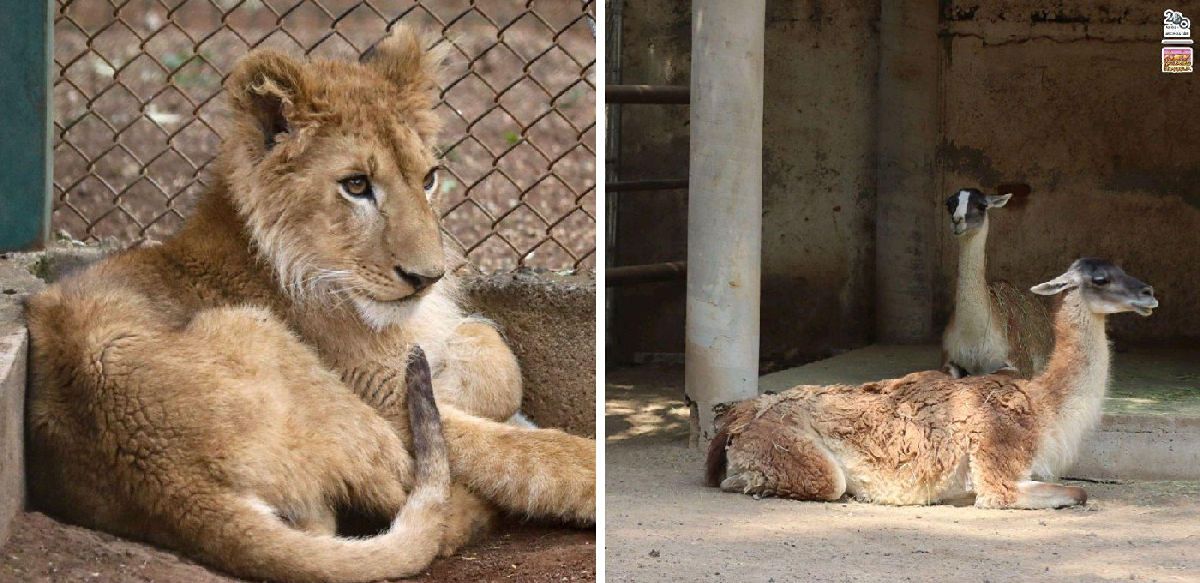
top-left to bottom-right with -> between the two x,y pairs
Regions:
52,0 -> 596,273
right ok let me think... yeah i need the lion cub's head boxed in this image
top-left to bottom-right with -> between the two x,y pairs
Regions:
220,25 -> 451,322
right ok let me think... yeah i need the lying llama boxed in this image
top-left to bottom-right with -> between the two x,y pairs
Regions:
942,187 -> 1053,378
707,258 -> 1156,508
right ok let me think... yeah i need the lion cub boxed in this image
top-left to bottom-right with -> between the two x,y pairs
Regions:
26,26 -> 594,583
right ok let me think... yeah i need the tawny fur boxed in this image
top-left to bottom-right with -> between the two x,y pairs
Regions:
711,260 -> 1155,509
943,191 -> 1054,378
25,26 -> 594,583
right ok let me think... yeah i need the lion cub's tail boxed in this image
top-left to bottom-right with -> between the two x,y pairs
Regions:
194,347 -> 450,583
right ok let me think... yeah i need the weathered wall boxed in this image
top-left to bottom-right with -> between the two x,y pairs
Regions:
615,0 -> 1200,361
610,0 -> 692,364
613,0 -> 880,365
933,0 -> 1200,345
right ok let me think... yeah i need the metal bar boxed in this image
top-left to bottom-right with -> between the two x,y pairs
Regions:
605,0 -> 623,353
606,84 -> 690,104
606,179 -> 688,192
606,261 -> 687,285
0,0 -> 52,251
685,0 -> 765,445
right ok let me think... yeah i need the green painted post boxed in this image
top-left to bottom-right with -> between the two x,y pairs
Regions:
0,0 -> 53,251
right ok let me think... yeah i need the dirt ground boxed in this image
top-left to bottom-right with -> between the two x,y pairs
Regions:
0,512 -> 594,583
607,365 -> 1200,583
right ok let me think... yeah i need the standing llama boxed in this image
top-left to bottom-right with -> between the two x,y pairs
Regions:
708,259 -> 1157,508
942,187 -> 1053,378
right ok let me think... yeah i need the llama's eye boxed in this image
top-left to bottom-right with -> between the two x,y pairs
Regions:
339,175 -> 373,200
423,168 -> 438,193
976,203 -> 989,211
1092,275 -> 1109,286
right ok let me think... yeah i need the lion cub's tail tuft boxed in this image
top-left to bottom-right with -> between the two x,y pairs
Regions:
406,345 -> 451,492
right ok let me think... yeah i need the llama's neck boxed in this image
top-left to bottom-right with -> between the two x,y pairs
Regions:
954,221 -> 998,332
1031,290 -> 1110,476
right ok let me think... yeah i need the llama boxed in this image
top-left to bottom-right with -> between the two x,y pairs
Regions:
942,187 -> 1053,378
707,259 -> 1156,508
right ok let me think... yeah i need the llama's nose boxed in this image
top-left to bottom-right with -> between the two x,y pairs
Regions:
1140,286 -> 1155,298
394,266 -> 444,292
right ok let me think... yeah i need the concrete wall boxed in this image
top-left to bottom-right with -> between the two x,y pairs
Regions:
613,0 -> 880,366
610,0 -> 692,364
613,0 -> 1200,362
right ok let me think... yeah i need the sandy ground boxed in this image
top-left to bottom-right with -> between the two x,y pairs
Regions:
1,512 -> 594,583
606,365 -> 1200,583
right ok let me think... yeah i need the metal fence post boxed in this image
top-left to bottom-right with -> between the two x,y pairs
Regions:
0,0 -> 53,252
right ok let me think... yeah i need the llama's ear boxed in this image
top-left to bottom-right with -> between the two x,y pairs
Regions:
986,193 -> 1013,208
225,50 -> 310,149
1031,274 -> 1074,296
361,25 -> 445,95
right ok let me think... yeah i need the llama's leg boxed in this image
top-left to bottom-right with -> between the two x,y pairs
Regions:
944,362 -> 968,379
1013,480 -> 1087,509
722,419 -> 846,501
968,426 -> 1050,509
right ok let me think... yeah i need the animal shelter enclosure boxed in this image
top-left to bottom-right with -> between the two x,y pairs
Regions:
0,1 -> 598,581
607,0 -> 1200,423
606,0 -> 1199,579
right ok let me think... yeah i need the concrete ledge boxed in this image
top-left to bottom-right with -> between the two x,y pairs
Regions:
464,272 -> 596,437
1072,415 -> 1200,481
0,258 -> 44,548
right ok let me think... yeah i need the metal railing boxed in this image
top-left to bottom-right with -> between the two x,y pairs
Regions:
52,0 -> 595,273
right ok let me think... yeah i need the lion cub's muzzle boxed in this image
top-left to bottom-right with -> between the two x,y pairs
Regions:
394,265 -> 444,294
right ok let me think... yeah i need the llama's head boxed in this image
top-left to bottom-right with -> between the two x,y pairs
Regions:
944,188 -> 1011,236
1031,258 -> 1158,317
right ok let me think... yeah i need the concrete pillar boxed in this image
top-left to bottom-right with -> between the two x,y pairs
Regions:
685,0 -> 765,444
875,0 -> 940,343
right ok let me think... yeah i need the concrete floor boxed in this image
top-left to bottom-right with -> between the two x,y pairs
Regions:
606,352 -> 1200,582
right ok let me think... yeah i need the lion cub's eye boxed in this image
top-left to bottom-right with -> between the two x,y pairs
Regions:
339,175 -> 374,201
423,168 -> 438,194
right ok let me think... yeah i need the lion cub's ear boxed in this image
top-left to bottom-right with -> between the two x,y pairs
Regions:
225,50 -> 311,150
361,24 -> 445,100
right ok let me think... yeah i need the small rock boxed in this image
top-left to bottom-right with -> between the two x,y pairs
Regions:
648,550 -> 660,558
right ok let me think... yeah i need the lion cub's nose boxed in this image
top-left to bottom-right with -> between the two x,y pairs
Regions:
394,266 -> 444,292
